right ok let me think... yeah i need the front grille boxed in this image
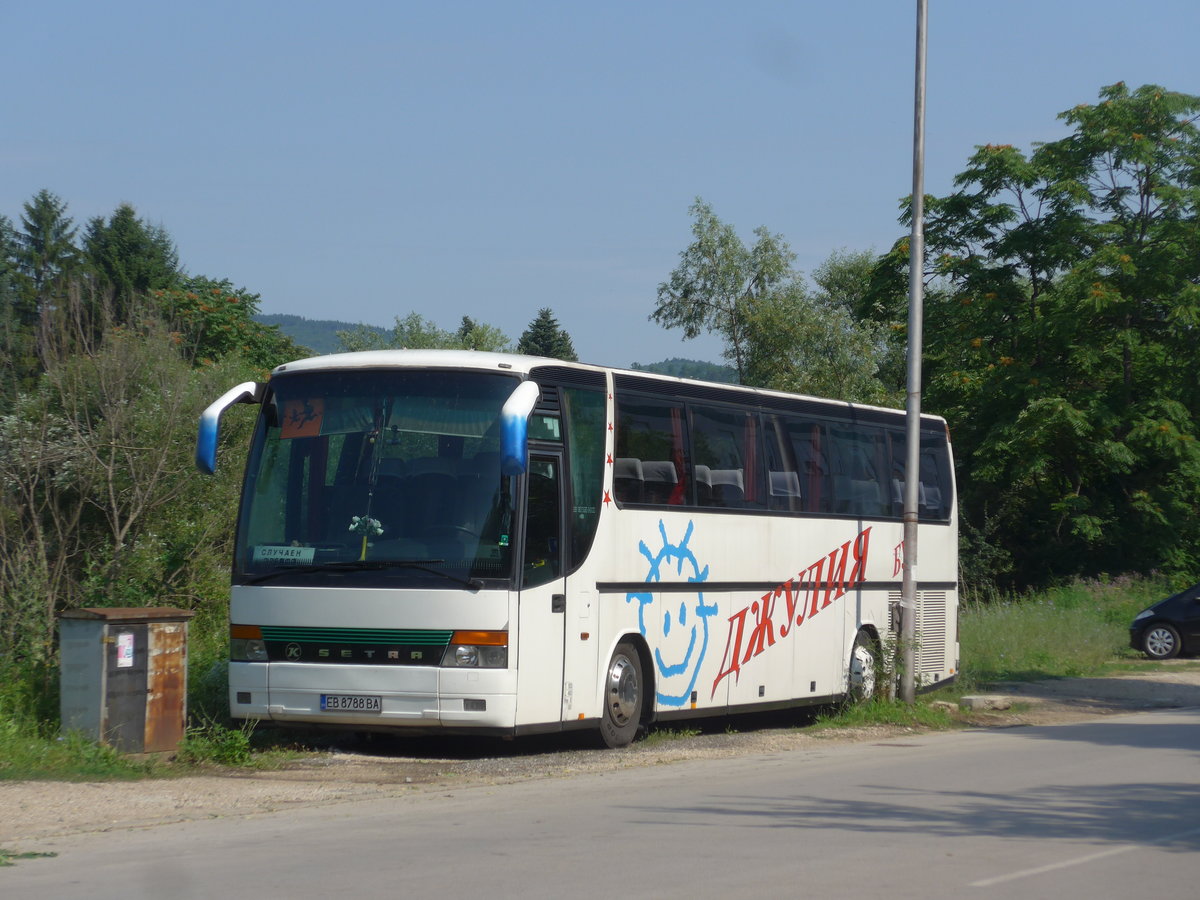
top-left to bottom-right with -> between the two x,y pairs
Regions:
259,626 -> 453,665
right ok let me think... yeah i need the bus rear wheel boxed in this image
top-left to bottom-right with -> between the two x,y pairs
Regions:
848,630 -> 880,702
600,641 -> 644,748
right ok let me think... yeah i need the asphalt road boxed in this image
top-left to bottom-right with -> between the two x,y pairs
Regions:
4,707 -> 1198,899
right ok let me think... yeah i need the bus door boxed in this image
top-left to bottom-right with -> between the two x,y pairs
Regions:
515,451 -> 567,727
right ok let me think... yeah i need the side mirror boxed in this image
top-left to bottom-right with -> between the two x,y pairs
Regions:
195,382 -> 263,474
500,381 -> 541,476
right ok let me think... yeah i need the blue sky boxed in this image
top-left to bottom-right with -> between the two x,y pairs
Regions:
5,1 -> 1198,367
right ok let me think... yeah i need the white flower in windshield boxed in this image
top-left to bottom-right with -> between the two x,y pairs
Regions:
348,516 -> 384,537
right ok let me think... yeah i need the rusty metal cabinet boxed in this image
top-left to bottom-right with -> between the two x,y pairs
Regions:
59,607 -> 195,753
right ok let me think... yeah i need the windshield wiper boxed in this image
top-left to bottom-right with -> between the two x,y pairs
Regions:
245,559 -> 483,591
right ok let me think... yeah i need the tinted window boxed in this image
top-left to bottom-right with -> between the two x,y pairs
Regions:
763,416 -> 803,512
612,387 -> 953,522
784,419 -> 833,514
614,396 -> 687,505
690,405 -> 765,510
828,424 -> 889,517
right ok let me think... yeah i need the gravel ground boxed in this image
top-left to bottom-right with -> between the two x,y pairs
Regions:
3,665 -> 1198,845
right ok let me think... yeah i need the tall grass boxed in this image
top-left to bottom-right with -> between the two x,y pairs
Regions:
0,661 -> 155,780
957,576 -> 1170,689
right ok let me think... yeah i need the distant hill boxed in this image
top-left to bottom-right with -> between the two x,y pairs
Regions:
255,314 -> 387,355
630,357 -> 738,383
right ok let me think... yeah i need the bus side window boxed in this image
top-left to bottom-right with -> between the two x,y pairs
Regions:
830,426 -> 888,517
787,421 -> 831,514
763,416 -> 802,513
690,405 -> 764,510
919,431 -> 952,520
614,396 -> 687,506
613,457 -> 644,503
642,460 -> 679,505
887,427 -> 952,522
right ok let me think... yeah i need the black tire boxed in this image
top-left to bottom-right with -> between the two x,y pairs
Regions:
1142,623 -> 1182,660
848,630 -> 880,702
599,641 -> 644,748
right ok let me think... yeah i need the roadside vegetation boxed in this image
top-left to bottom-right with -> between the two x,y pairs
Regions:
956,577 -> 1170,687
0,847 -> 57,867
812,576 -> 1184,732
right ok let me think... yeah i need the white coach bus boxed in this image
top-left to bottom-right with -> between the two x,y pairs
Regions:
197,350 -> 958,747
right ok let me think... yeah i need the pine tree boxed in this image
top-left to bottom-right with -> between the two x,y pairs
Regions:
15,189 -> 78,314
517,308 -> 577,361
84,203 -> 181,322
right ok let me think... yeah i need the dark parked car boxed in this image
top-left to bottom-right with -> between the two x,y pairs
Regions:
1129,582 -> 1200,659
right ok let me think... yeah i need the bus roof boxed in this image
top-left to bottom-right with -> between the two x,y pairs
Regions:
269,349 -> 948,427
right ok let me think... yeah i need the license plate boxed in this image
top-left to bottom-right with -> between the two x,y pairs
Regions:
320,693 -> 382,713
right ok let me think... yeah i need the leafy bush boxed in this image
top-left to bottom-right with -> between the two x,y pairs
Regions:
176,718 -> 255,766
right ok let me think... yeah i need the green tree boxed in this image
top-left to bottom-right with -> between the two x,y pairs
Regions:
0,309 -> 259,662
14,189 -> 79,308
159,276 -> 304,371
458,315 -> 513,352
12,190 -> 80,374
742,280 -> 891,405
880,83 -> 1200,587
654,202 -> 889,401
338,312 -> 454,351
84,203 -> 181,319
338,311 -> 512,353
812,248 -> 878,318
652,198 -> 793,381
517,308 -> 577,360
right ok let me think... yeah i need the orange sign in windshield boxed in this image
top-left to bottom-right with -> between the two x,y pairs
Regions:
280,398 -> 324,438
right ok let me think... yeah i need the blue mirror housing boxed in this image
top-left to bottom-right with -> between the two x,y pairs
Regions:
195,382 -> 263,474
500,380 -> 541,476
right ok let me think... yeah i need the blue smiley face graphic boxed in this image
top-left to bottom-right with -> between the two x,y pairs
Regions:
626,520 -> 717,707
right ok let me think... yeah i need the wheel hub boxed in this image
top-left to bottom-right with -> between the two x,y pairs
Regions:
1147,627 -> 1176,657
607,655 -> 639,725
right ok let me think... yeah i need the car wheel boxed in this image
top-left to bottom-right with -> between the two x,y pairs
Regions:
599,641 -> 644,748
1142,623 -> 1182,660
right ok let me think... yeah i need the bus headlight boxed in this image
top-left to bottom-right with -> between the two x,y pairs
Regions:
441,631 -> 508,668
455,645 -> 479,666
230,624 -> 268,662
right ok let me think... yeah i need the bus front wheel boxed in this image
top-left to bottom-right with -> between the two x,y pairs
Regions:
600,642 -> 644,748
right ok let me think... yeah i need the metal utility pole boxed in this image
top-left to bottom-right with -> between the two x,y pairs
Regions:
900,0 -> 928,705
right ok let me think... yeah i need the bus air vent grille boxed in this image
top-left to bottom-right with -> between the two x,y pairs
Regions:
915,592 -> 948,675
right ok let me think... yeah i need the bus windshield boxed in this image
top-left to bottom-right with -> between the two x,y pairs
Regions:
234,368 -> 523,588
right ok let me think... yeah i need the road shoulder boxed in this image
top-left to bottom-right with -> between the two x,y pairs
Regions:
3,666 -> 1198,845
